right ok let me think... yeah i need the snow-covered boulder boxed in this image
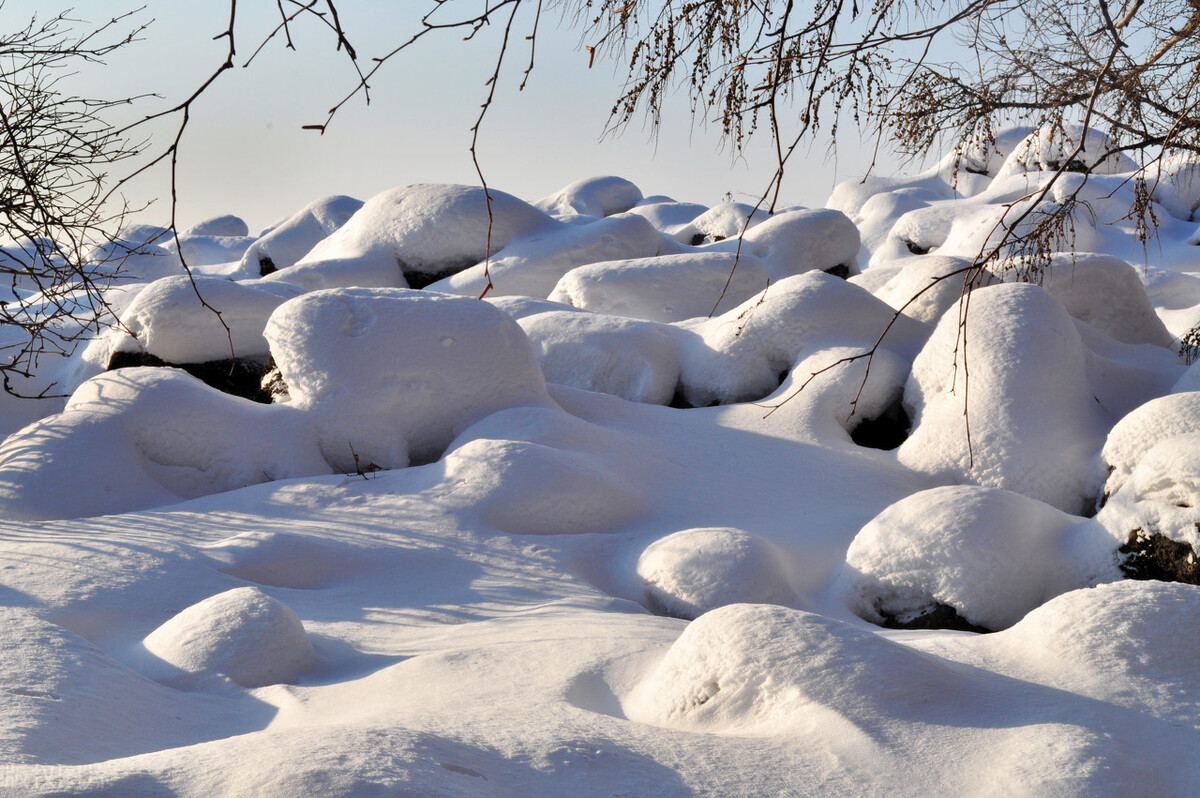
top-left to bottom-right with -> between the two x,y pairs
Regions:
871,255 -> 989,325
839,485 -> 1120,632
141,587 -> 317,689
707,208 -> 860,280
263,288 -> 553,470
671,202 -> 768,244
431,214 -> 665,299
636,527 -> 797,619
1098,391 -> 1200,498
291,184 -> 558,289
103,275 -> 303,363
534,176 -> 643,219
899,283 -> 1109,514
184,214 -> 250,238
549,252 -> 770,322
240,195 -> 363,275
993,125 -> 1138,180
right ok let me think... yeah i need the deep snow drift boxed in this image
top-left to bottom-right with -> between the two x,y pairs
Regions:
2,130 -> 1200,795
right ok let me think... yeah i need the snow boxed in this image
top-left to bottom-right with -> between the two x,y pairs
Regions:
3,126 -> 1200,794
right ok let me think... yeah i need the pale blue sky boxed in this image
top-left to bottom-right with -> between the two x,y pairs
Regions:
9,2 -> 878,232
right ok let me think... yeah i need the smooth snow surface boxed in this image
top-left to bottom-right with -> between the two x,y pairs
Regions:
3,134 -> 1200,795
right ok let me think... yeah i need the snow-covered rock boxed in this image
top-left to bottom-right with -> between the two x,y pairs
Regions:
636,527 -> 797,619
534,176 -> 643,219
240,195 -> 363,275
839,485 -> 1120,631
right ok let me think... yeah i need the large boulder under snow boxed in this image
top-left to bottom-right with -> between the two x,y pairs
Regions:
263,288 -> 553,470
533,176 -> 643,219
898,282 -> 1109,514
241,195 -> 364,275
839,485 -> 1120,632
289,184 -> 558,288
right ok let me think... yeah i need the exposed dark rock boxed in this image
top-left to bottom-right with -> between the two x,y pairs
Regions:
1119,528 -> 1200,585
878,601 -> 994,634
850,395 -> 911,451
107,350 -> 274,404
823,263 -> 852,279
398,257 -> 478,289
259,357 -> 290,403
904,240 -> 932,255
258,255 -> 276,276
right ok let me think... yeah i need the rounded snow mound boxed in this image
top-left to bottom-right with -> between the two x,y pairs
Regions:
989,580 -> 1200,714
672,202 -> 768,244
624,603 -> 973,733
636,527 -> 797,619
142,586 -> 317,689
294,184 -> 558,287
872,255 -> 988,325
185,214 -> 249,238
993,125 -> 1137,180
264,288 -> 552,471
719,208 -> 860,280
839,485 -> 1120,632
1099,391 -> 1200,498
509,305 -> 683,405
549,252 -> 770,322
241,195 -> 363,275
899,282 -> 1108,514
108,275 -> 302,363
534,176 -> 643,219
441,437 -> 649,535
997,253 -> 1172,347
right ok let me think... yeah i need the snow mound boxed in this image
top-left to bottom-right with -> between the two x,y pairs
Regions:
184,214 -> 249,238
671,202 -> 768,244
534,176 -> 643,219
240,195 -> 363,275
263,288 -> 552,470
998,253 -> 1173,347
625,198 -> 710,236
106,275 -> 302,363
899,283 -> 1108,513
993,125 -> 1138,180
839,485 -> 1120,632
989,580 -> 1200,716
0,368 -> 329,520
432,214 -> 665,298
503,302 -> 683,405
678,271 -> 925,407
441,437 -> 649,535
292,184 -> 558,288
871,255 -> 986,325
142,587 -> 317,688
707,208 -> 859,280
624,603 -> 972,733
636,527 -> 797,619
1098,391 -> 1200,498
548,251 -> 770,322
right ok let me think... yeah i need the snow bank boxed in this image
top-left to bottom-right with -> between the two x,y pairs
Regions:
899,283 -> 1108,513
141,587 -> 316,689
263,288 -> 553,470
636,527 -> 797,619
839,485 -> 1120,631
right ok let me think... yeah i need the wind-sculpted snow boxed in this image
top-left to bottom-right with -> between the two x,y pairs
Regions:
3,139 -> 1200,793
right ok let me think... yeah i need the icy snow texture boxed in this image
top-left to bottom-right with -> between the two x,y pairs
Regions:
263,287 -> 552,470
840,485 -> 1120,631
142,587 -> 316,688
636,527 -> 797,619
